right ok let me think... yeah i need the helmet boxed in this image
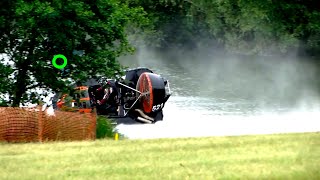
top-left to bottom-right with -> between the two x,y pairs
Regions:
98,77 -> 114,88
98,77 -> 107,87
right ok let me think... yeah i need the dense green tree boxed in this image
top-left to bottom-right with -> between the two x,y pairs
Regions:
122,0 -> 213,49
0,0 -> 147,106
123,0 -> 320,56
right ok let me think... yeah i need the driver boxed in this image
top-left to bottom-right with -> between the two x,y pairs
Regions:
96,77 -> 117,106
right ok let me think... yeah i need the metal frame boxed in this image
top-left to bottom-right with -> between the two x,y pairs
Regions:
117,82 -> 150,117
117,82 -> 140,93
92,76 -> 168,120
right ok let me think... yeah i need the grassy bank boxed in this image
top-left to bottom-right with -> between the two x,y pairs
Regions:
0,132 -> 319,179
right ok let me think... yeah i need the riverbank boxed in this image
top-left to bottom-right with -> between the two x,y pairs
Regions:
1,132 -> 319,179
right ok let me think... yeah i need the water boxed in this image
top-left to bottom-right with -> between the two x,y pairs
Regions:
117,49 -> 320,139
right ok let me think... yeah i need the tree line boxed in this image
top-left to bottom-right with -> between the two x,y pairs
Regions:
0,0 -> 319,106
123,0 -> 320,56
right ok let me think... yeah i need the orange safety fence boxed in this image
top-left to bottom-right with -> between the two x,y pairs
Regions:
0,107 -> 96,143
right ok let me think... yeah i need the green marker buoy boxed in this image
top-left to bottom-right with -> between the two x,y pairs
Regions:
52,54 -> 67,69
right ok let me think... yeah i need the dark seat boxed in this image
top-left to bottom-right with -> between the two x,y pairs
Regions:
125,67 -> 153,88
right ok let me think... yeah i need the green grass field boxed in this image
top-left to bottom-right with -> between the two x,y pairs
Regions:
1,132 -> 319,179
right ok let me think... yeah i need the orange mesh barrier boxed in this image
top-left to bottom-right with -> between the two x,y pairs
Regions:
0,107 -> 96,142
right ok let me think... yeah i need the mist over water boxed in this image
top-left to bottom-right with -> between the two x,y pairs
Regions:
117,47 -> 320,139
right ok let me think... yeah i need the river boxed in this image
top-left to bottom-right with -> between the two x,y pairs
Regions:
116,48 -> 320,139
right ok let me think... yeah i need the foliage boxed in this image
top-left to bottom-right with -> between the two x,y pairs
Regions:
123,0 -> 320,56
1,0 -> 319,107
122,0 -> 212,49
0,100 -> 9,107
96,115 -> 118,139
0,0 -> 148,107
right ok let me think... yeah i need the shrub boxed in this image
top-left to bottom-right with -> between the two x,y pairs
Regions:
96,116 -> 119,139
